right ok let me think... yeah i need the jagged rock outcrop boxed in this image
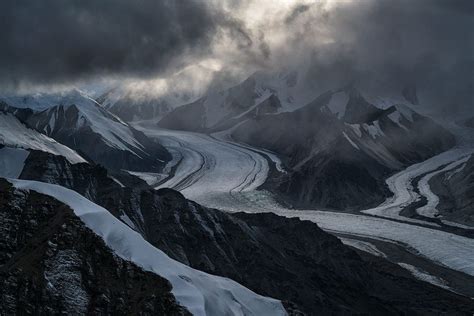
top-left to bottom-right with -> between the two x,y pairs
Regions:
1,90 -> 171,172
0,100 -> 34,122
97,88 -> 172,122
26,97 -> 171,172
232,90 -> 455,210
158,70 -> 310,133
342,88 -> 384,124
19,150 -> 148,202
159,76 -> 260,132
208,94 -> 282,133
0,179 -> 189,315
430,155 -> 474,226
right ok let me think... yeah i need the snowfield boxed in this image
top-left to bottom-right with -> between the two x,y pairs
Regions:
0,112 -> 86,164
9,179 -> 286,316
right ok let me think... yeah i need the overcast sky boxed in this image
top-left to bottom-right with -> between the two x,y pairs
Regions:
1,0 -> 472,109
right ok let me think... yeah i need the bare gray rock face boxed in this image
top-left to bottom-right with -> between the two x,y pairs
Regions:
0,179 -> 189,316
430,155 -> 474,226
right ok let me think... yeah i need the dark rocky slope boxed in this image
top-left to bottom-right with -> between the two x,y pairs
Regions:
159,75 -> 283,132
208,94 -> 282,133
101,188 -> 474,315
15,152 -> 474,315
232,90 -> 455,210
25,99 -> 171,172
97,88 -> 172,122
0,100 -> 34,122
430,155 -> 474,226
19,150 -> 148,202
0,179 -> 188,315
0,90 -> 171,172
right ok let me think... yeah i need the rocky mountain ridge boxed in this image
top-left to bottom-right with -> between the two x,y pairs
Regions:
0,178 -> 188,315
8,149 -> 473,315
1,90 -> 171,172
232,89 -> 455,210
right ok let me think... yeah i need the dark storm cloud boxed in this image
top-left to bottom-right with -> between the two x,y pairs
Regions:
285,4 -> 311,24
291,0 -> 474,110
1,0 -> 472,111
0,0 -> 224,89
433,0 -> 474,15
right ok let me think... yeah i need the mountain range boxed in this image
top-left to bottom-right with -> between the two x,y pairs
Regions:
0,69 -> 473,315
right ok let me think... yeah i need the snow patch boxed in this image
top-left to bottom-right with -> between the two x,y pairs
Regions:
120,214 -> 136,229
387,111 -> 409,131
363,121 -> 385,139
342,132 -> 360,150
340,238 -> 386,258
109,176 -> 125,188
346,124 -> 362,137
398,263 -> 451,291
232,92 -> 273,120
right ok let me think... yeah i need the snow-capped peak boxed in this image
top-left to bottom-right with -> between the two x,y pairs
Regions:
0,112 -> 86,164
28,90 -> 148,154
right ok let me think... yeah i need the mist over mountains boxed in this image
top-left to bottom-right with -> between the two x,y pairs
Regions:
1,1 -> 473,315
1,0 -> 472,115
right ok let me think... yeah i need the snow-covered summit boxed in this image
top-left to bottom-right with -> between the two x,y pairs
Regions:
158,67 -> 322,132
6,89 -> 172,171
0,111 -> 86,164
29,90 -> 145,153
